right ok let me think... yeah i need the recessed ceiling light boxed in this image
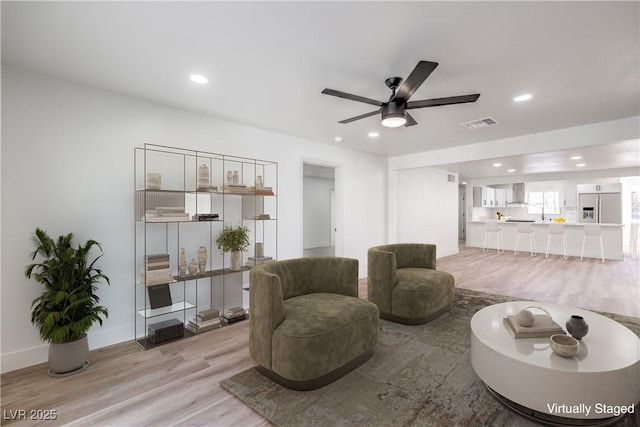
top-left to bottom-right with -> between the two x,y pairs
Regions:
334,136 -> 343,142
570,156 -> 582,160
368,132 -> 379,138
190,74 -> 208,84
462,181 -> 467,185
513,94 -> 532,102
493,163 -> 502,167
576,163 -> 586,167
507,169 -> 516,173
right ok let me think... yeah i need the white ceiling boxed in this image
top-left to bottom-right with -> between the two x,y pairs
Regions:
2,2 -> 639,179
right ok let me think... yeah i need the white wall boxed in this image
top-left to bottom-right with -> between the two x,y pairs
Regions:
303,176 -> 334,249
0,67 -> 388,373
392,167 -> 460,258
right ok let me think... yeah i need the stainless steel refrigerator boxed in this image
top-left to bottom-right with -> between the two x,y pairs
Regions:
578,192 -> 622,224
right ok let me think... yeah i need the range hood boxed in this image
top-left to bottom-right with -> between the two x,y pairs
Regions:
507,183 -> 528,205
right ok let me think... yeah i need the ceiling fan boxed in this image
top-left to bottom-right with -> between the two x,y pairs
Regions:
321,61 -> 480,128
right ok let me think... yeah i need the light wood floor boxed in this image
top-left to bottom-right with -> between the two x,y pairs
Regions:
2,247 -> 638,426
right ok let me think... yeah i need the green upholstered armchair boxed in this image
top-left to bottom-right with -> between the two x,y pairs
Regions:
368,243 -> 454,325
249,257 -> 379,390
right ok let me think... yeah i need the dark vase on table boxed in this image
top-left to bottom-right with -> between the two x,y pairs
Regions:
566,315 -> 589,340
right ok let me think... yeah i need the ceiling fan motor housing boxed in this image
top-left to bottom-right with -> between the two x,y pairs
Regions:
382,102 -> 405,118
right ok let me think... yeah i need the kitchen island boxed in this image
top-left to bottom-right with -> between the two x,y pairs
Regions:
467,221 -> 624,260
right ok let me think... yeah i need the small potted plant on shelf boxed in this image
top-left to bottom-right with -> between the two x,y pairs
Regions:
24,228 -> 110,377
216,223 -> 251,271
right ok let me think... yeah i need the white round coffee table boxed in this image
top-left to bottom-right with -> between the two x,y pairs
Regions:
471,301 -> 640,425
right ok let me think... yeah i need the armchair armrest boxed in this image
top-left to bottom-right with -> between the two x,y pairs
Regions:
249,269 -> 285,370
367,248 -> 397,314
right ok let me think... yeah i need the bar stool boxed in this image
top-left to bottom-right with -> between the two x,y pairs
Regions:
545,223 -> 568,260
514,222 -> 536,256
581,224 -> 604,263
483,221 -> 504,253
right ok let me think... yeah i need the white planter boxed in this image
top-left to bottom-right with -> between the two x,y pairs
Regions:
48,334 -> 89,377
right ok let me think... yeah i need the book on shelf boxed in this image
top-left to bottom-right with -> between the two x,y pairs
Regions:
253,214 -> 271,220
186,321 -> 220,334
503,315 -> 565,339
223,307 -> 247,319
221,314 -> 248,324
145,254 -> 170,261
192,213 -> 219,221
197,309 -> 220,321
196,186 -> 218,192
155,207 -> 186,212
189,317 -> 221,328
245,256 -> 273,267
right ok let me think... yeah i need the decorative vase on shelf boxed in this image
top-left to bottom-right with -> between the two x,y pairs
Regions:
178,248 -> 187,276
197,164 -> 210,190
188,259 -> 198,275
197,246 -> 207,273
233,170 -> 239,184
256,175 -> 264,187
566,315 -> 589,340
255,242 -> 264,257
227,171 -> 233,185
230,251 -> 242,271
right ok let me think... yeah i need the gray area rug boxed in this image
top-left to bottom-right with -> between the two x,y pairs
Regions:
221,288 -> 640,426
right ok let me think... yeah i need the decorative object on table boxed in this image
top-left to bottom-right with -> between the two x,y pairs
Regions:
503,306 -> 564,338
255,242 -> 264,257
147,284 -> 172,309
197,164 -> 210,190
227,171 -> 233,185
256,175 -> 264,187
146,172 -> 161,190
216,223 -> 251,271
24,228 -> 110,377
233,170 -> 239,184
553,217 -> 566,223
178,248 -> 187,276
566,315 -> 589,340
549,334 -> 580,357
197,246 -> 207,273
496,212 -> 502,220
188,259 -> 198,275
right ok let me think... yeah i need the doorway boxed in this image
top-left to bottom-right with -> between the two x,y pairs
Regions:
302,162 -> 340,257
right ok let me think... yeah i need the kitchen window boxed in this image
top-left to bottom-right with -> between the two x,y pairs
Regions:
527,191 -> 560,215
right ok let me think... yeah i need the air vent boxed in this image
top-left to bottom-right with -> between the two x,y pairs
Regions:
461,117 -> 498,130
447,174 -> 456,183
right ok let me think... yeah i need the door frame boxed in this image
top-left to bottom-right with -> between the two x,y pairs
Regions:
301,158 -> 343,257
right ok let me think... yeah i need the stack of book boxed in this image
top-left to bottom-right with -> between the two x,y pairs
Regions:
186,308 -> 221,334
222,307 -> 248,324
253,214 -> 271,220
141,254 -> 174,286
245,256 -> 273,267
145,207 -> 191,222
218,184 -> 252,194
256,186 -> 274,195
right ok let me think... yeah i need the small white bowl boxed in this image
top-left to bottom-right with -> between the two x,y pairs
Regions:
550,334 -> 579,357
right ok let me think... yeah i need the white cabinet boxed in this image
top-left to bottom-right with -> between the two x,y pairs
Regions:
473,186 -> 499,207
495,188 -> 506,207
577,183 -> 622,194
563,183 -> 577,207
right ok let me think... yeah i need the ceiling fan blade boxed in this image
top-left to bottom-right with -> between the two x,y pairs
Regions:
404,112 -> 417,127
391,61 -> 438,103
406,94 -> 480,109
322,88 -> 383,107
338,110 -> 380,124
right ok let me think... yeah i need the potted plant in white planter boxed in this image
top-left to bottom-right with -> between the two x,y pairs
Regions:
24,228 -> 109,377
215,223 -> 250,271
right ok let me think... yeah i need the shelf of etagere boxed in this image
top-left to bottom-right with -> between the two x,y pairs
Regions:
136,301 -> 196,319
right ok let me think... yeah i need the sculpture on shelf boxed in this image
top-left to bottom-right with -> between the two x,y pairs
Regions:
179,248 -> 187,276
227,171 -> 233,185
188,259 -> 198,275
216,223 -> 251,271
197,164 -> 210,190
197,246 -> 207,273
232,170 -> 239,184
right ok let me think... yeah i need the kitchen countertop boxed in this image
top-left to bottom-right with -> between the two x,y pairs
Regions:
468,220 -> 623,227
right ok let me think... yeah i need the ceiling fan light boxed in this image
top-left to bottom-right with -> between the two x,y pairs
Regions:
381,115 -> 406,128
381,102 -> 406,128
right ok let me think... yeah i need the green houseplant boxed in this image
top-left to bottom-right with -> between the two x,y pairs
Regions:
216,223 -> 251,271
24,228 -> 110,376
